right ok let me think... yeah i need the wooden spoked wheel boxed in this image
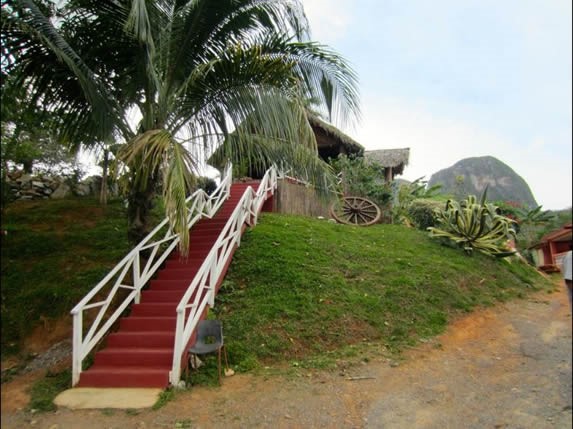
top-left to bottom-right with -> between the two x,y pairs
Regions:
329,196 -> 382,226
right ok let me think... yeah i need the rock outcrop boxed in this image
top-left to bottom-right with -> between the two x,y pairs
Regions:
428,156 -> 538,208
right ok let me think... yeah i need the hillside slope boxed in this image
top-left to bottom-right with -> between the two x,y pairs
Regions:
1,201 -> 552,372
217,213 -> 552,369
428,156 -> 538,207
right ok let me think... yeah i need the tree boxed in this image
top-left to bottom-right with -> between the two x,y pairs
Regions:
2,0 -> 360,253
1,74 -> 78,175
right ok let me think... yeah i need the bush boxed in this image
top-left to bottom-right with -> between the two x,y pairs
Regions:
407,199 -> 442,230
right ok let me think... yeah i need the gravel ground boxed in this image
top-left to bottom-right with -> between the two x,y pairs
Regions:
1,286 -> 571,429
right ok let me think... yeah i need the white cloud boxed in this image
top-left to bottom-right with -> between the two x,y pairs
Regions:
302,0 -> 352,43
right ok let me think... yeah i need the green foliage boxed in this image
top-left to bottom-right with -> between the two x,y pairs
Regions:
0,199 -> 132,354
1,77 -> 79,176
407,198 -> 443,230
330,155 -> 392,208
515,205 -> 555,227
152,388 -> 176,410
428,192 -> 517,257
392,177 -> 442,226
3,0 -> 360,253
28,369 -> 71,412
495,201 -> 559,260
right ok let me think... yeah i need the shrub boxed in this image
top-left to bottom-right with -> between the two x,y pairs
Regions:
392,177 -> 442,226
407,199 -> 442,230
329,155 -> 393,208
428,193 -> 516,257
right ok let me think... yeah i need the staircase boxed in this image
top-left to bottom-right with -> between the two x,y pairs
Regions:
77,182 -> 260,388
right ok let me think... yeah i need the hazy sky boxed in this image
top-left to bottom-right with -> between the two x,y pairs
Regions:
303,0 -> 572,210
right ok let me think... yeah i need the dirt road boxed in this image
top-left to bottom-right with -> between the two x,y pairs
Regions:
2,287 -> 572,429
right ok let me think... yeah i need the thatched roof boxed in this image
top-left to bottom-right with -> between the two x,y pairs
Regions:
307,114 -> 364,155
365,148 -> 410,168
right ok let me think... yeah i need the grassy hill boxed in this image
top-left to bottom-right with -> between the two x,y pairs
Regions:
1,199 -> 554,374
218,213 -> 554,372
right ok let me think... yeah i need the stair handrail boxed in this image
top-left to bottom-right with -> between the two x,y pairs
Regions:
170,165 -> 278,385
70,164 -> 233,386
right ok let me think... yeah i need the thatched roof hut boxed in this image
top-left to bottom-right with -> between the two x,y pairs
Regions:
207,114 -> 363,176
308,115 -> 364,161
365,148 -> 410,182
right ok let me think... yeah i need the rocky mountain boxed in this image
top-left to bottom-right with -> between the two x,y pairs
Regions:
428,156 -> 538,208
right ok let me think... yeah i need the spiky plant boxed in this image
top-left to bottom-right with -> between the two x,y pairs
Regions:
428,191 -> 516,257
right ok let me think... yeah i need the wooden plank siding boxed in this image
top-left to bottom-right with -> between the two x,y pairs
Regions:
272,179 -> 335,218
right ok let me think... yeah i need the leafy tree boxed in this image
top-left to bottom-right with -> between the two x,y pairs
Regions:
2,0 -> 360,253
495,200 -> 558,261
1,76 -> 78,175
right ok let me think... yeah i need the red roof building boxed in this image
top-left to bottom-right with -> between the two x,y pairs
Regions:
530,223 -> 572,272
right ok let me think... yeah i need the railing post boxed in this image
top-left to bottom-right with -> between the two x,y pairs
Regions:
171,309 -> 185,386
133,254 -> 141,304
72,312 -> 82,386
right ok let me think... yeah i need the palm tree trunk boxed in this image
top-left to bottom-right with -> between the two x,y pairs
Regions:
127,185 -> 156,246
126,166 -> 159,247
99,148 -> 109,205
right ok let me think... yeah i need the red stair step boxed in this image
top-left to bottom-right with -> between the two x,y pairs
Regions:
94,347 -> 173,367
130,303 -> 177,317
164,260 -> 204,270
149,279 -> 192,291
120,316 -> 177,332
106,331 -> 175,348
140,290 -> 185,303
155,268 -> 200,281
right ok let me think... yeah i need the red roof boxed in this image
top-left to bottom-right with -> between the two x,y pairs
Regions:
532,223 -> 572,248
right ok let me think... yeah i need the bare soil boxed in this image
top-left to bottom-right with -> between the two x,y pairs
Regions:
2,286 -> 571,429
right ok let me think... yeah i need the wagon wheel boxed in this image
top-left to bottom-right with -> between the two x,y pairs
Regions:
329,196 -> 382,226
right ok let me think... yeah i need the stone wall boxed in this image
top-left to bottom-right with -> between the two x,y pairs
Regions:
4,170 -> 116,201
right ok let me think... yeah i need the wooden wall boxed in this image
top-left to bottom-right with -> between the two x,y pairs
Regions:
272,179 -> 335,218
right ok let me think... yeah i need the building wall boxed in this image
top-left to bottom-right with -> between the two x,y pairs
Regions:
273,179 -> 335,218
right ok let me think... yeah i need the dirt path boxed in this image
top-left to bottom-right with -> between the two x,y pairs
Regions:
2,287 -> 571,429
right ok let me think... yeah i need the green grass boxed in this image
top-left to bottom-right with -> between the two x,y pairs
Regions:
2,202 -> 555,398
211,213 -> 554,374
1,198 -> 132,354
28,368 -> 71,412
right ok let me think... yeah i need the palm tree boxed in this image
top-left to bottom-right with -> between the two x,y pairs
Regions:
2,0 -> 360,253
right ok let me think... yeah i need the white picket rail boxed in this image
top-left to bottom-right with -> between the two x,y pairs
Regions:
170,166 -> 278,385
70,164 -> 233,386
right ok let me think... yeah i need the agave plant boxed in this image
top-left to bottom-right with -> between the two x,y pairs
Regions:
428,191 -> 516,257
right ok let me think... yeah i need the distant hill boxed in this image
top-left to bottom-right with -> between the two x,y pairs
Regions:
428,156 -> 538,208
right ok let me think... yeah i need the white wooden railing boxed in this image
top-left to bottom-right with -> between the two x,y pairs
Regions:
170,166 -> 278,385
70,164 -> 233,386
